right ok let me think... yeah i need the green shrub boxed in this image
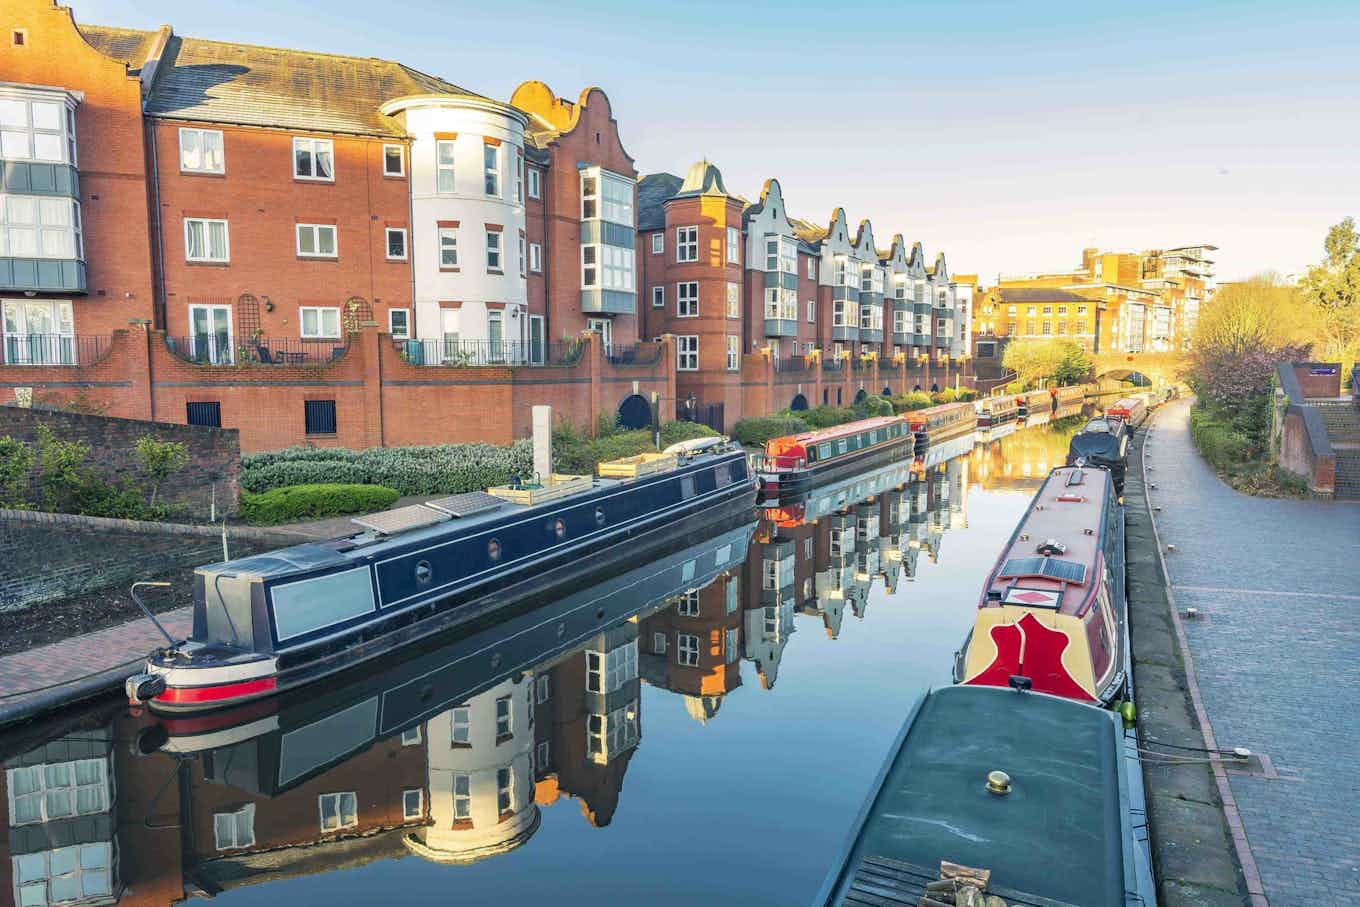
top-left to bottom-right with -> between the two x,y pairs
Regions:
1190,405 -> 1253,471
134,436 -> 188,509
800,405 -> 855,429
551,420 -> 717,475
241,440 -> 534,495
240,483 -> 400,525
890,392 -> 934,413
0,436 -> 33,508
731,415 -> 809,447
854,395 -> 895,418
659,420 -> 719,447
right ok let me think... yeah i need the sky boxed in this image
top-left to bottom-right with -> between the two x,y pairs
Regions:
74,0 -> 1360,283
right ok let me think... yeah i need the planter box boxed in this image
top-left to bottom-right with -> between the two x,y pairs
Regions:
487,473 -> 592,505
597,452 -> 677,478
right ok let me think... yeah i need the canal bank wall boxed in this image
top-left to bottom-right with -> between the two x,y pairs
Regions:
1126,415 -> 1255,906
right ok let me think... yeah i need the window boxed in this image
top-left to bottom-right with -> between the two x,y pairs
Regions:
1,196 -> 81,260
513,147 -> 523,202
1042,321 -> 1052,335
299,306 -> 340,338
527,167 -> 541,199
652,285 -> 664,308
653,631 -> 667,653
677,591 -> 700,616
382,143 -> 404,176
179,127 -> 224,173
677,633 -> 699,666
304,399 -> 337,435
184,217 -> 228,262
436,140 -> 455,192
726,627 -> 739,663
536,674 -> 551,703
292,137 -> 334,180
451,706 -> 471,745
1027,306 -> 1037,316
601,175 -> 633,224
11,30 -> 24,47
486,228 -> 502,271
1077,305 -> 1088,315
726,282 -> 740,318
401,726 -> 423,745
726,335 -> 739,370
11,843 -> 113,906
388,308 -> 410,339
296,223 -> 337,258
1058,305 -> 1068,315
518,233 -> 526,276
6,759 -> 108,825
587,705 -> 639,762
453,773 -> 471,821
582,245 -> 596,287
651,232 -> 663,254
385,227 -> 407,260
496,767 -> 514,816
581,172 -> 598,218
186,401 -> 221,427
318,792 -> 357,832
402,789 -> 423,820
537,740 -> 551,770
807,299 -> 815,323
586,641 -> 638,694
765,287 -> 797,321
726,578 -> 739,613
808,257 -> 817,280
214,804 -> 256,850
894,309 -> 908,333
0,96 -> 71,163
726,226 -> 739,263
495,695 -> 512,738
186,303 -> 232,364
1042,306 -> 1052,315
528,241 -> 541,272
439,226 -> 458,268
676,226 -> 697,262
677,282 -> 698,317
677,335 -> 698,371
483,142 -> 500,196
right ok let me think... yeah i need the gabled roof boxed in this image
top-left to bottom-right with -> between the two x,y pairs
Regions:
790,217 -> 827,245
79,24 -> 484,136
636,172 -> 683,232
675,159 -> 728,197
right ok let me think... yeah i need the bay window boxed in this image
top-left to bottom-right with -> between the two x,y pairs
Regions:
586,640 -> 638,694
833,300 -> 859,328
765,287 -> 796,321
580,167 -> 635,226
483,142 -> 499,196
677,335 -> 698,371
677,282 -> 698,317
0,94 -> 74,163
581,244 -> 634,291
676,226 -> 697,262
2,196 -> 82,259
726,226 -> 739,263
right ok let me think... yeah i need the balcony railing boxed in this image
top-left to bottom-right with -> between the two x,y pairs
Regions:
165,335 -> 350,366
400,338 -> 583,368
851,357 -> 872,371
606,343 -> 663,367
0,334 -> 110,367
822,358 -> 845,372
773,356 -> 808,373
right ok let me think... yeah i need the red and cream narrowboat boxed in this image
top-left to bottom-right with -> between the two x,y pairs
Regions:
952,463 -> 1128,705
757,415 -> 913,497
1105,395 -> 1148,426
906,401 -> 977,457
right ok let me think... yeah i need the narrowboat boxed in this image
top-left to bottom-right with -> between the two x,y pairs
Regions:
953,464 -> 1129,706
762,458 -> 915,529
1067,415 -> 1131,496
127,438 -> 755,714
817,684 -> 1157,907
756,415 -> 913,497
1106,395 -> 1148,426
906,402 -> 977,456
142,517 -> 755,761
1053,382 -> 1089,418
975,394 -> 1020,430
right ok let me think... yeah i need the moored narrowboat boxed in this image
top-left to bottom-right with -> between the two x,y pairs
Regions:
1053,382 -> 1089,418
975,393 -> 1020,429
953,464 -> 1129,705
1067,415 -> 1131,496
906,402 -> 977,456
1106,394 -> 1148,426
756,415 -> 913,496
817,684 -> 1156,907
128,438 -> 754,714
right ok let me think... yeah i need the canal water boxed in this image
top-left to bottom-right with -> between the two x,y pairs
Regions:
1,420 -> 1082,907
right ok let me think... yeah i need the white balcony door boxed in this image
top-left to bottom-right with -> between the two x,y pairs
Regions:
587,317 -> 612,355
2,299 -> 74,364
528,315 -> 545,365
188,304 -> 233,364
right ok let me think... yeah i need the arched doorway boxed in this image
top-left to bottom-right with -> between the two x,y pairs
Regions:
790,393 -> 808,411
617,393 -> 651,430
882,386 -> 892,397
854,388 -> 867,404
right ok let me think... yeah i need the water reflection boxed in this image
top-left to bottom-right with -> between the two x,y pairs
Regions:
970,415 -> 1086,490
2,438 -> 1005,906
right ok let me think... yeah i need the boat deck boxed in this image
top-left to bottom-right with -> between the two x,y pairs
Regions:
822,685 -> 1135,907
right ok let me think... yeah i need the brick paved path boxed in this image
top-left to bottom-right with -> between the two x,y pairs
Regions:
1147,399 -> 1360,907
0,607 -> 191,721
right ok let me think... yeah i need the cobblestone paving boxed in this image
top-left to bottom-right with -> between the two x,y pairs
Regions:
1147,399 -> 1360,907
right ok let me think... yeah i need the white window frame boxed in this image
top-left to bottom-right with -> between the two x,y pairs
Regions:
401,726 -> 422,745
451,706 -> 471,745
676,226 -> 698,262
726,334 -> 739,371
496,766 -> 514,815
807,299 -> 815,323
537,740 -> 551,770
677,590 -> 701,616
726,626 -> 739,663
652,285 -> 664,308
439,226 -> 458,268
726,281 -> 740,318
299,306 -> 340,339
2,196 -> 83,260
0,94 -> 74,164
384,226 -> 407,260
388,307 -> 410,340
318,791 -> 358,833
677,282 -> 698,318
536,673 -> 551,703
651,232 -> 663,255
586,641 -> 639,695
528,240 -> 542,272
402,789 -> 423,820
382,143 -> 404,177
483,142 -> 500,196
513,147 -> 523,203
292,136 -> 334,181
677,633 -> 699,666
11,843 -> 113,905
435,139 -> 455,193
495,694 -> 512,738
526,166 -> 541,199
5,759 -> 109,826
726,225 -> 739,264
214,803 -> 256,850
178,127 -> 224,174
677,335 -> 698,371
296,223 -> 337,259
653,631 -> 667,653
183,217 -> 229,263
807,257 -> 817,279
486,228 -> 502,271
453,772 -> 472,820
518,232 -> 526,277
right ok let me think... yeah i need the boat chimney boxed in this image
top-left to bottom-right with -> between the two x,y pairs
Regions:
533,405 -> 553,482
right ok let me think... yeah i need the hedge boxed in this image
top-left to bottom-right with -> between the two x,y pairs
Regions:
553,420 -> 718,474
241,440 -> 534,495
240,483 -> 401,525
731,415 -> 809,447
1189,405 -> 1253,471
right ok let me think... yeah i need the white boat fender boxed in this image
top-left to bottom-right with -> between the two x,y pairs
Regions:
664,436 -> 728,456
126,673 -> 166,705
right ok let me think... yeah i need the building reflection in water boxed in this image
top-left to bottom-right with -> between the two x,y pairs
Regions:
970,415 -> 1086,490
0,447 -> 976,904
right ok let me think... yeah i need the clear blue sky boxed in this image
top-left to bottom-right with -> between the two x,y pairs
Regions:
77,0 -> 1360,283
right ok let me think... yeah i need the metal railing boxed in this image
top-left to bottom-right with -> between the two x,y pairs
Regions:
606,343 -> 664,367
851,357 -> 872,371
400,338 -> 583,368
0,334 -> 111,367
822,358 -> 845,372
165,335 -> 350,366
773,356 -> 808,373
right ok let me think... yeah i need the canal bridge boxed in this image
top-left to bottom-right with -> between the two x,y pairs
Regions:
1090,350 -> 1186,389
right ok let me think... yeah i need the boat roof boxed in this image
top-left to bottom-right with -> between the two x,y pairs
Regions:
982,466 -> 1111,615
785,415 -> 903,445
824,685 -> 1130,907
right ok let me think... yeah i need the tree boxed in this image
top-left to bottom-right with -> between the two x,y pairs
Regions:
1001,338 -> 1090,389
1053,342 -> 1093,386
1302,218 -> 1360,366
135,436 -> 189,509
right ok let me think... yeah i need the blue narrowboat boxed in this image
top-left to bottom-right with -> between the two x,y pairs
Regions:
128,440 -> 754,713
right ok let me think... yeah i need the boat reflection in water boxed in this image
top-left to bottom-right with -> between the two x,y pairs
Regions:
969,413 -> 1088,491
0,447 -> 979,905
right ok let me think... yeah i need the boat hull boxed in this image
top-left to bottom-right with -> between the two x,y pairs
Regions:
757,434 -> 913,499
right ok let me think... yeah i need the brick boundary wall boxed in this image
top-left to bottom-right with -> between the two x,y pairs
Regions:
0,508 -> 301,614
0,404 -> 241,519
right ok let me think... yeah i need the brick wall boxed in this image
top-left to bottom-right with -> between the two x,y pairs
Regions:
0,510 -> 296,613
1292,363 -> 1341,400
0,404 -> 241,518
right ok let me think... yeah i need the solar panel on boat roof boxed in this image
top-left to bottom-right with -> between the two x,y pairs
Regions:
352,504 -> 449,535
999,556 -> 1088,585
1000,555 -> 1046,578
424,491 -> 504,518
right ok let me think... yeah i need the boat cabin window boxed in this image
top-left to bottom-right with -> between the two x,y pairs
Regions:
715,463 -> 734,485
838,438 -> 848,454
819,442 -> 833,459
272,567 -> 376,643
681,476 -> 696,499
488,538 -> 502,561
